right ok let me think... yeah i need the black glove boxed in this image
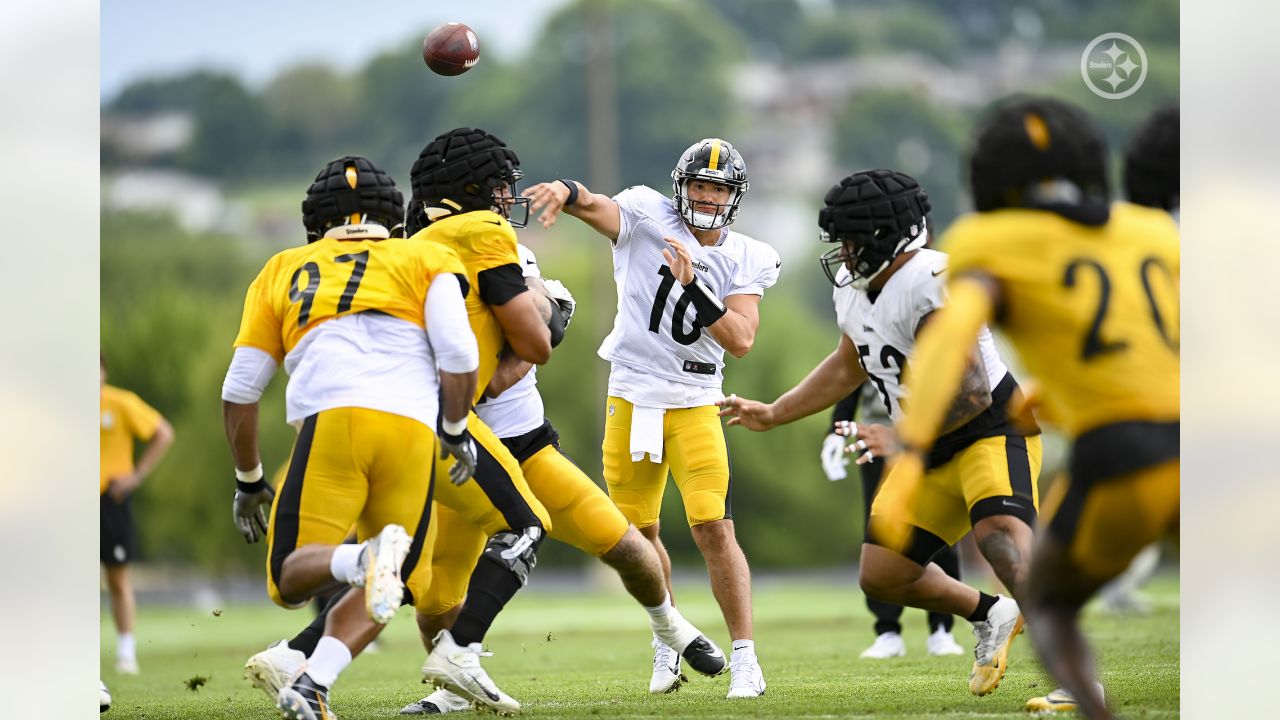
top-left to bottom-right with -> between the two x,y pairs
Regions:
233,479 -> 275,543
440,429 -> 479,486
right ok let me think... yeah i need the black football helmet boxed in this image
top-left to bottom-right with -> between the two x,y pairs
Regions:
671,138 -> 749,230
818,169 -> 931,289
409,127 -> 529,229
1124,105 -> 1179,212
301,155 -> 404,242
969,96 -> 1111,226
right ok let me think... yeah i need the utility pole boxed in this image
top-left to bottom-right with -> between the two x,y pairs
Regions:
585,0 -> 618,463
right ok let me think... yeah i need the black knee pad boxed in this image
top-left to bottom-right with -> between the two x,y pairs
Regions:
481,526 -> 544,586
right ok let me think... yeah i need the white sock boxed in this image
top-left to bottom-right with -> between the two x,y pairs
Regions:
306,636 -> 353,688
329,543 -> 366,585
643,593 -> 673,623
731,639 -> 755,656
117,633 -> 136,660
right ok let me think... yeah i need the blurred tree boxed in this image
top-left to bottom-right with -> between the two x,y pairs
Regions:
831,88 -> 968,227
108,71 -> 272,179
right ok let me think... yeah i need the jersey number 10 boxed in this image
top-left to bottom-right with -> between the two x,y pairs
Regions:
647,266 -> 703,346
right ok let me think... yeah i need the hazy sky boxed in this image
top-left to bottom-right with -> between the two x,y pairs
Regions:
101,0 -> 569,99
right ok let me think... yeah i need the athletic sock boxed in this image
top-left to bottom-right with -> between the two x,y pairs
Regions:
731,639 -> 755,656
117,633 -> 136,661
305,636 -> 352,688
450,559 -> 523,646
967,592 -> 998,622
329,543 -> 366,585
643,593 -> 673,624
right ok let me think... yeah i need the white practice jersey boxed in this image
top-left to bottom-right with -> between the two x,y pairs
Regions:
475,243 -> 545,439
598,185 -> 780,405
833,248 -> 1007,422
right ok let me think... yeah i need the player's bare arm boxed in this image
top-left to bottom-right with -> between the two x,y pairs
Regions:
222,400 -> 261,473
719,333 -> 868,431
492,291 -> 553,364
108,416 -> 175,501
485,349 -> 534,398
914,307 -> 994,434
662,237 -> 760,357
525,178 -> 621,239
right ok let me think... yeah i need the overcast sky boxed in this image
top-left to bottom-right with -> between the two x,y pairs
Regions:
101,0 -> 569,100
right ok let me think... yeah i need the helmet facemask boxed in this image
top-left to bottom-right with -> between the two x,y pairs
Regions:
816,169 -> 932,290
819,220 -> 929,290
671,138 -> 749,231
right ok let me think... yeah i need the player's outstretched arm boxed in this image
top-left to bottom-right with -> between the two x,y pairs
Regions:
719,333 -> 868,431
525,178 -> 621,240
897,274 -> 998,451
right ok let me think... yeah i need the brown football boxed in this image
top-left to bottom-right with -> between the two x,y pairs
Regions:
423,22 -> 480,76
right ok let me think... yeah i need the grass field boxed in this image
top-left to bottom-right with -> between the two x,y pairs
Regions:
101,573 -> 1178,719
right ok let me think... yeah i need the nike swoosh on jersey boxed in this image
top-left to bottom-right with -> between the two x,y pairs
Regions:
932,268 -> 947,276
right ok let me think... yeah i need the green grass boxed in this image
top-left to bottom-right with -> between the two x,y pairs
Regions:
101,574 -> 1178,719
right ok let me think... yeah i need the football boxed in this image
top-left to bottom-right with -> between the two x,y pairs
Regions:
423,22 -> 480,76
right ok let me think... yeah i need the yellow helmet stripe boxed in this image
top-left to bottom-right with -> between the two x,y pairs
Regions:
345,165 -> 361,224
707,139 -> 722,172
1023,113 -> 1051,151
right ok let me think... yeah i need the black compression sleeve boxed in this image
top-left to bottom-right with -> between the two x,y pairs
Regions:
830,390 -> 860,431
477,264 -> 527,306
546,301 -> 566,348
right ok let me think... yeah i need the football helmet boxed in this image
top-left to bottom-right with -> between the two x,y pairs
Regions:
409,127 -> 530,229
1124,105 -> 1179,212
301,155 -> 404,242
818,169 -> 931,290
969,96 -> 1110,225
671,138 -> 749,230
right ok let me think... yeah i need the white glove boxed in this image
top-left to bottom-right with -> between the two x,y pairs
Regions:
820,432 -> 848,481
541,278 -> 576,328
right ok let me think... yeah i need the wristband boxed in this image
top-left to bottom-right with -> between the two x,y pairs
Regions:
235,463 -> 264,483
441,416 -> 468,440
558,179 -> 580,207
236,478 -> 270,494
682,277 -> 727,325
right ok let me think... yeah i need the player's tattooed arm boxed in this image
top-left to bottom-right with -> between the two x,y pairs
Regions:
938,348 -> 992,434
525,276 -> 554,324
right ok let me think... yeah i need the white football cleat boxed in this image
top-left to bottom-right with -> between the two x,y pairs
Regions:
244,639 -> 306,701
726,648 -> 766,698
860,631 -> 906,659
648,637 -> 686,694
399,687 -> 473,715
421,630 -> 519,715
100,681 -> 112,713
362,524 -> 412,624
926,626 -> 965,656
969,595 -> 1023,696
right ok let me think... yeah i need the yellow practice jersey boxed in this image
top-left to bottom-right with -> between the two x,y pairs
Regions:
410,210 -> 521,402
100,384 -> 162,494
233,236 -> 466,361
941,202 -> 1180,437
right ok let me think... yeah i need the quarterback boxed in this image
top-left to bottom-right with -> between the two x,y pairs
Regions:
525,138 -> 779,698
